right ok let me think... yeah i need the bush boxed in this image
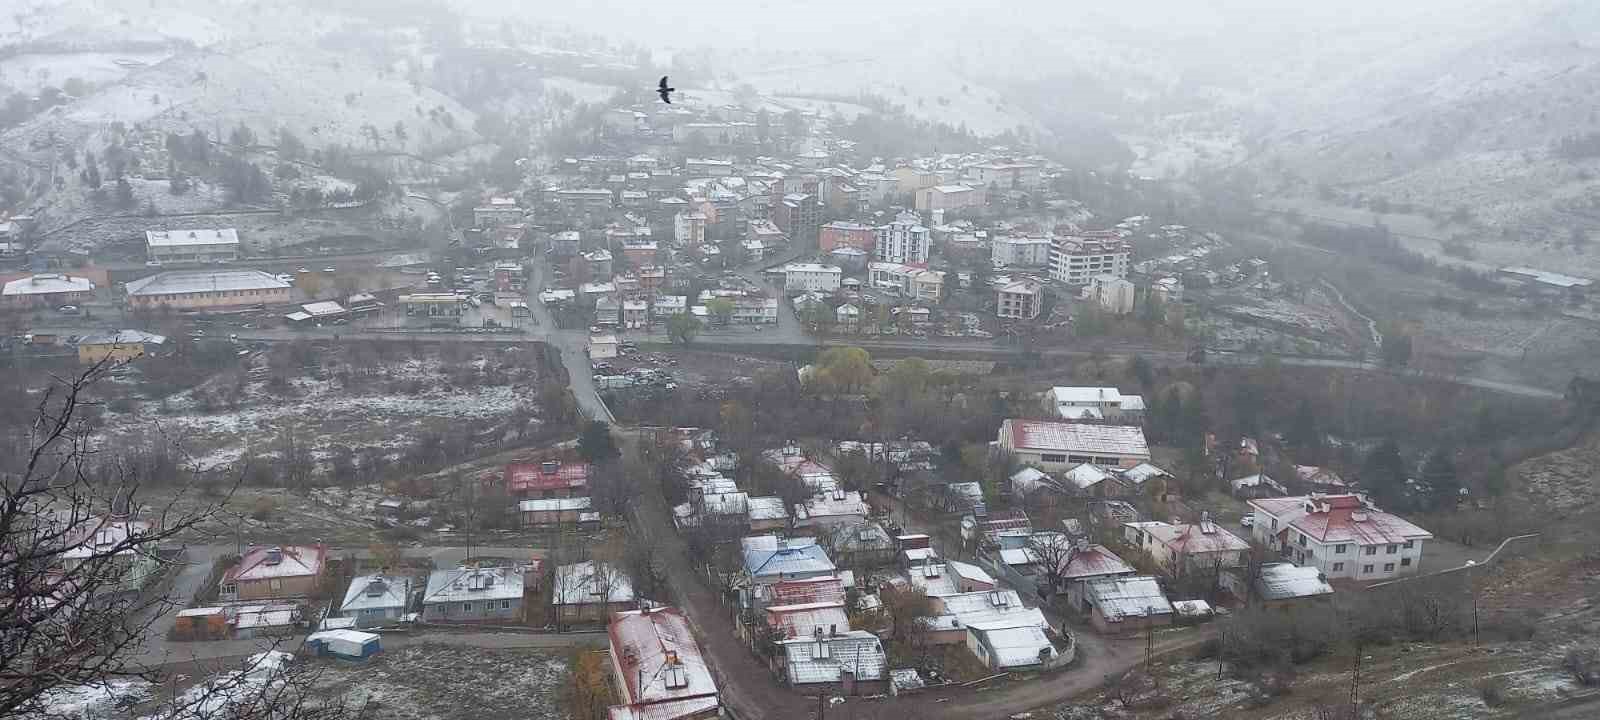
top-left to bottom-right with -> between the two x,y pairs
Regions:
1564,648 -> 1599,687
1477,678 -> 1507,707
250,497 -> 276,521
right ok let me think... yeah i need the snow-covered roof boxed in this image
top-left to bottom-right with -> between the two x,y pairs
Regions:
1058,545 -> 1135,580
554,561 -> 635,606
3,274 -> 95,296
125,270 -> 288,297
1002,420 -> 1149,458
935,590 -> 1047,630
225,545 -> 325,583
423,565 -> 524,604
779,631 -> 887,684
1120,463 -> 1172,485
608,607 -> 718,712
1133,521 -> 1250,555
1063,464 -> 1115,490
968,623 -> 1055,668
518,497 -> 593,513
1249,494 -> 1433,546
746,496 -> 788,522
742,537 -> 835,579
947,560 -> 996,587
341,574 -> 410,613
145,229 -> 238,247
1084,576 -> 1172,621
1255,563 -> 1334,601
60,517 -> 151,560
766,602 -> 850,639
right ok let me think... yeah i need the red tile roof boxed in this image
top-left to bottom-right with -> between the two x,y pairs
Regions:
1059,545 -> 1135,580
223,544 -> 326,583
768,576 -> 847,606
1250,494 -> 1432,546
505,462 -> 591,494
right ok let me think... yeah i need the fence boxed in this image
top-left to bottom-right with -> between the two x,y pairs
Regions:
1367,533 -> 1541,590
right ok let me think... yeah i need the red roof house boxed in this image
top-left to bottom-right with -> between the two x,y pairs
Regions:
505,460 -> 591,498
606,607 -> 720,720
221,545 -> 326,602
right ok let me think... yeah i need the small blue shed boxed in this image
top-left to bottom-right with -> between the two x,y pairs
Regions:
305,629 -> 380,660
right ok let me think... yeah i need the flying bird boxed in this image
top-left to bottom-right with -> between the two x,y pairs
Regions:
657,76 -> 675,104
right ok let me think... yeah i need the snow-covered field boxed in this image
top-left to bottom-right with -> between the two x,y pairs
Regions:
316,645 -> 570,720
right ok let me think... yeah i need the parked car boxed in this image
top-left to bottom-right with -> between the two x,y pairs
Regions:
1239,515 -> 1255,528
56,305 -> 80,315
145,260 -> 162,267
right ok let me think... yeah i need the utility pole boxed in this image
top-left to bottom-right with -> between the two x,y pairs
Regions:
1145,605 -> 1155,671
1349,638 -> 1363,716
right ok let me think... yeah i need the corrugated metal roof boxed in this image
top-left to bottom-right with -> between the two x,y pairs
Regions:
769,576 -> 847,605
608,607 -> 718,707
1002,420 -> 1149,458
423,565 -> 525,604
518,497 -> 593,513
125,270 -> 289,296
1256,563 -> 1334,601
1120,463 -> 1171,485
1059,545 -> 1135,580
1084,576 -> 1172,621
746,496 -> 788,521
742,537 -> 836,579
969,623 -> 1055,668
1064,464 -> 1114,490
766,602 -> 849,639
1249,494 -> 1433,546
1141,522 -> 1251,556
341,574 -> 409,613
780,631 -> 887,684
934,590 -> 1047,630
225,545 -> 325,583
607,695 -> 719,720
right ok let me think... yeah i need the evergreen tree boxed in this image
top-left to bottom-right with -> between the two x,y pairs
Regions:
114,176 -> 134,209
81,151 -> 101,189
1286,399 -> 1320,453
577,420 -> 619,461
188,129 -> 210,165
1361,439 -> 1407,508
1420,447 -> 1460,510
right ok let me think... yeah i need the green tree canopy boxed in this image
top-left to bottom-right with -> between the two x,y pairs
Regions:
577,420 -> 619,461
666,312 -> 702,345
813,346 -> 873,394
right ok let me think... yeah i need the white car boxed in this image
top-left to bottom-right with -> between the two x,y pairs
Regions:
1239,515 -> 1255,528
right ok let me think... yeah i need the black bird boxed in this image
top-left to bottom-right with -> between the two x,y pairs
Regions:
657,76 -> 675,104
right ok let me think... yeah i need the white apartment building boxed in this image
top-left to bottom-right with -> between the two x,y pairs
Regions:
968,162 -> 1043,190
1248,494 -> 1433,582
991,236 -> 1052,267
1083,274 -> 1137,315
875,211 -> 931,264
1049,233 -> 1131,286
782,263 -> 843,294
869,262 -> 945,301
996,279 -> 1041,320
1042,387 -> 1146,422
145,229 -> 240,265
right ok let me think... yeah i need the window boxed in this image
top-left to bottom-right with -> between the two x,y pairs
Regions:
463,603 -> 472,612
1362,564 -> 1374,574
1270,519 -> 1278,530
1040,454 -> 1066,463
1297,533 -> 1307,547
1403,540 -> 1415,549
1335,544 -> 1347,554
501,600 -> 511,610
270,579 -> 282,591
1384,563 -> 1395,572
222,583 -> 237,596
1401,558 -> 1411,567
1365,546 -> 1377,556
1332,562 -> 1345,572
1386,545 -> 1398,554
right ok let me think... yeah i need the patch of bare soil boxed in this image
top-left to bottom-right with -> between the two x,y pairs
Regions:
1511,435 -> 1600,519
312,645 -> 572,720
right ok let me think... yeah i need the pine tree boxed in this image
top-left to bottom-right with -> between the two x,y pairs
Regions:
81,151 -> 101,189
114,176 -> 134,209
1420,447 -> 1460,510
1361,440 -> 1407,508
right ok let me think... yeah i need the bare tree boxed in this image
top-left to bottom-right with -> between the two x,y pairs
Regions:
0,363 -> 352,720
1026,531 -> 1079,597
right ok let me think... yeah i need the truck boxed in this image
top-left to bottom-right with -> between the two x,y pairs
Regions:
593,375 -> 636,390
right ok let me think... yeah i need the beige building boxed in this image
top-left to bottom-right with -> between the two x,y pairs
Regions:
996,280 -> 1042,320
124,270 -> 291,310
1083,274 -> 1137,314
914,184 -> 984,213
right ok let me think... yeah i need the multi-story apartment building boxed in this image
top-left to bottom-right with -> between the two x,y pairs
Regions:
874,211 -> 930,264
1048,232 -> 1132,286
782,263 -> 843,294
1247,494 -> 1433,582
774,193 -> 822,249
991,235 -> 1052,267
819,221 -> 874,254
996,279 -> 1042,320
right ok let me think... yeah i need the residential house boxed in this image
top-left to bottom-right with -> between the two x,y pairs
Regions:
77,330 -> 167,365
1062,464 -> 1131,498
1254,562 -> 1335,610
519,497 -> 594,527
553,561 -> 636,623
969,161 -> 1042,190
997,419 -> 1151,471
623,299 -> 649,329
1042,387 -> 1146,422
606,607 -> 720,720
776,630 -> 888,694
792,490 -> 869,528
741,536 -> 836,606
822,521 -> 896,567
1121,518 -> 1250,577
765,601 -> 850,640
421,565 -> 524,623
1080,575 -> 1173,634
674,211 -> 707,245
504,461 -> 590,498
124,270 -> 292,311
1247,494 -> 1433,582
590,334 -> 619,359
746,496 -> 789,533
58,517 -> 160,595
828,245 -> 869,272
1294,466 -> 1350,494
145,228 -> 240,264
220,545 -> 326,602
1049,233 -> 1131,286
996,279 -> 1042,320
908,560 -> 996,597
965,622 -> 1060,671
729,297 -> 779,324
834,303 -> 860,330
1054,543 -> 1137,606
339,574 -> 411,627
582,249 -> 614,279
555,188 -> 615,214
595,296 -> 621,327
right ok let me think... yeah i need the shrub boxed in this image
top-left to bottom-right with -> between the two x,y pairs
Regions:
1564,648 -> 1599,687
1476,678 -> 1507,707
250,497 -> 276,521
